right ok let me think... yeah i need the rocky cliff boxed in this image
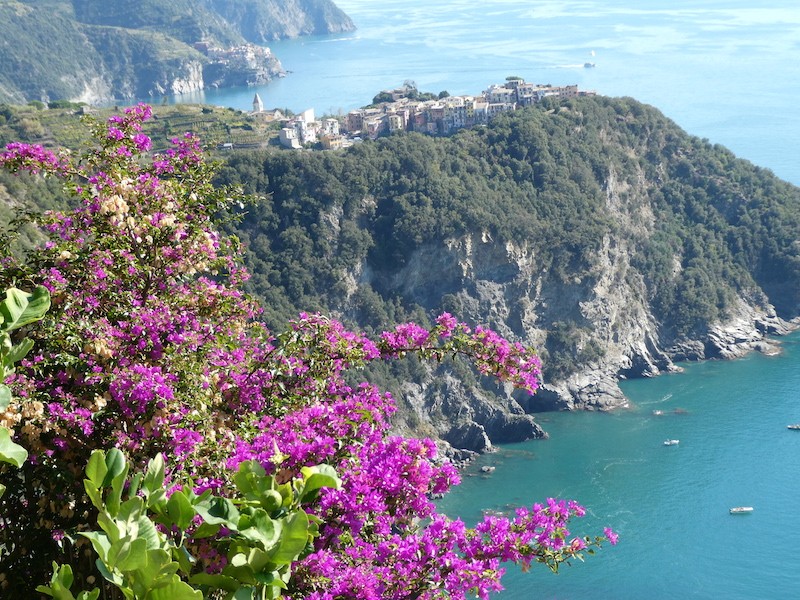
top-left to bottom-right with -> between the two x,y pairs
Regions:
224,95 -> 800,458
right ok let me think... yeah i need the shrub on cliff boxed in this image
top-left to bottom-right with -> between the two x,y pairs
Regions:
0,105 -> 615,598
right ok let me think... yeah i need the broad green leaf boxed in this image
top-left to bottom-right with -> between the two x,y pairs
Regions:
0,482 -> 6,498
106,456 -> 130,517
259,489 -> 283,513
128,472 -> 143,498
4,337 -> 34,367
195,496 -> 239,530
142,454 -> 166,496
233,460 -> 267,498
108,537 -> 148,572
118,496 -> 145,524
85,450 -> 108,490
223,545 -> 270,578
83,480 -> 104,512
79,531 -> 111,563
190,522 -> 220,539
131,549 -> 178,594
0,426 -> 27,467
94,557 -> 125,588
269,510 -> 310,565
0,384 -> 10,410
231,587 -> 257,600
103,447 -> 126,485
166,490 -> 196,531
114,537 -> 149,572
134,514 -> 163,551
96,511 -> 123,544
299,465 -> 341,504
143,575 -> 203,600
239,509 -> 280,550
0,286 -> 50,332
188,572 -> 240,593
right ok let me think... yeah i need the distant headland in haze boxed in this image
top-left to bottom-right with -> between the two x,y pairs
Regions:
0,0 -> 355,105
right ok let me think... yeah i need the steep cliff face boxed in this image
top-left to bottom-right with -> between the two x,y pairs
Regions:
209,0 -> 356,42
225,96 -> 800,455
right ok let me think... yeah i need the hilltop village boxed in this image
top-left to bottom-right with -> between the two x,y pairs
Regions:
253,78 -> 595,150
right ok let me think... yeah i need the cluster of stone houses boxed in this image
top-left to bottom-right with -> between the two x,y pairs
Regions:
254,78 -> 594,149
343,79 -> 594,140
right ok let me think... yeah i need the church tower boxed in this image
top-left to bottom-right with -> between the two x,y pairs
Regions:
252,92 -> 264,113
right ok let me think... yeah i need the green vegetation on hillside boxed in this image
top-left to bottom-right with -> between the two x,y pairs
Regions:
2,96 -> 799,383
218,97 -> 799,338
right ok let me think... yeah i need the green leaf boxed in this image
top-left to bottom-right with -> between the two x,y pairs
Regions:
231,588 -> 256,600
0,384 -> 10,410
142,575 -> 203,600
4,337 -> 34,367
233,460 -> 267,498
131,549 -> 178,593
239,509 -> 280,550
142,454 -> 166,495
190,522 -> 220,539
106,454 -> 130,517
299,465 -> 341,503
94,557 -> 125,588
0,286 -> 50,332
269,509 -> 310,565
117,496 -> 145,524
108,537 -> 148,572
188,572 -> 240,593
134,514 -> 163,551
0,426 -> 27,467
85,450 -> 108,490
103,448 -> 126,486
195,496 -> 240,530
166,490 -> 196,531
36,562 -> 77,600
83,480 -> 104,511
79,531 -> 111,563
118,537 -> 149,572
0,482 -> 6,498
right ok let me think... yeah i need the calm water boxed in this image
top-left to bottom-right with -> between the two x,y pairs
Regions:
437,331 -> 800,599
165,3 -> 800,596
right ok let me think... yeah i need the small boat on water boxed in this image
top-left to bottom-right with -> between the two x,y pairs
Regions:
652,410 -> 664,416
663,439 -> 680,446
584,62 -> 596,68
730,506 -> 754,514
480,465 -> 496,473
787,424 -> 800,430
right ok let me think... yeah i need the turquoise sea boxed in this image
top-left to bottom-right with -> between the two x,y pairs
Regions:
437,333 -> 800,598
164,2 -> 800,597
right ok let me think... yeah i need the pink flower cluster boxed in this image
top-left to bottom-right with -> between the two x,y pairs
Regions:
0,142 -> 68,175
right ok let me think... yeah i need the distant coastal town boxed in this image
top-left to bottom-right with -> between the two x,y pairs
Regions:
250,77 -> 595,150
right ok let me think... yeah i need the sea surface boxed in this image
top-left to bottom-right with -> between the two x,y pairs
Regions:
162,2 -> 800,597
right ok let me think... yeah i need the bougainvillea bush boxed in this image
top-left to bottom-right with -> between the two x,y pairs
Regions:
0,105 -> 616,598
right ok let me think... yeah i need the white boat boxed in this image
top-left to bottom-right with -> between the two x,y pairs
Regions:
787,424 -> 800,430
480,465 -> 496,473
663,439 -> 680,446
730,506 -> 754,514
